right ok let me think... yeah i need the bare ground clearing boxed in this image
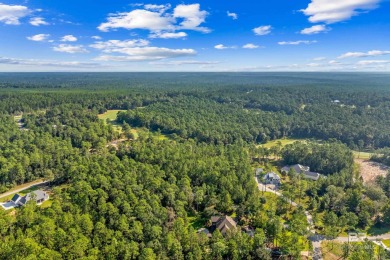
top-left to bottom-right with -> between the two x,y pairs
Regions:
355,159 -> 389,183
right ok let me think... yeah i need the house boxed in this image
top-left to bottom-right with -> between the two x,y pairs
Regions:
262,172 -> 281,185
12,190 -> 49,207
281,164 -> 321,181
210,215 -> 237,235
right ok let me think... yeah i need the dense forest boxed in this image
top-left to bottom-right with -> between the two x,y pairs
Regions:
0,73 -> 389,259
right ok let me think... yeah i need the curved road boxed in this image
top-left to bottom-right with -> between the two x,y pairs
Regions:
254,176 -> 390,259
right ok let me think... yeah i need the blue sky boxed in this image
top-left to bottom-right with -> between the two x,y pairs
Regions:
0,0 -> 389,71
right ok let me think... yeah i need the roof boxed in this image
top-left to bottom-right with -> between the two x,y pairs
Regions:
255,168 -> 263,175
211,216 -> 221,223
215,216 -> 237,233
282,164 -> 309,173
281,164 -> 321,180
11,194 -> 21,203
26,190 -> 49,202
263,172 -> 280,180
197,228 -> 210,235
18,190 -> 49,206
305,171 -> 320,178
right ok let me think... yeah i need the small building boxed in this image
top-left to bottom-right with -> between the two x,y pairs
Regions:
197,228 -> 212,238
242,226 -> 255,237
281,164 -> 321,181
263,172 -> 281,185
255,168 -> 263,176
12,190 -> 49,207
210,215 -> 237,235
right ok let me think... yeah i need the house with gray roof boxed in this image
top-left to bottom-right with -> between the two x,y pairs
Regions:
13,190 -> 49,207
263,172 -> 281,185
281,164 -> 321,181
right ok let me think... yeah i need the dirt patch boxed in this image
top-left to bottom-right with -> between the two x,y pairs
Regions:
355,159 -> 389,184
106,138 -> 127,149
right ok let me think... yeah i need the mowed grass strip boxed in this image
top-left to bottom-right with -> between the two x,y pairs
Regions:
98,110 -> 126,121
260,138 -> 307,149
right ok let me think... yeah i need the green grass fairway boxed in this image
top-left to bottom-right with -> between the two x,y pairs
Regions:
260,138 -> 307,149
352,151 -> 373,159
98,110 -> 126,133
98,110 -> 126,121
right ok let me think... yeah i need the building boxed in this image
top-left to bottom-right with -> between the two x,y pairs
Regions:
262,172 -> 281,185
210,215 -> 237,235
281,164 -> 321,181
11,190 -> 49,207
197,228 -> 212,238
255,168 -> 263,176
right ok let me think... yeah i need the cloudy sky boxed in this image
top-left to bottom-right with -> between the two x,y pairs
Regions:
0,0 -> 389,71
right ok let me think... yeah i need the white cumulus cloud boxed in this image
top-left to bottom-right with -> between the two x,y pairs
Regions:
29,17 -> 49,26
253,25 -> 272,36
149,31 -> 187,39
301,0 -> 380,24
144,4 -> 171,13
90,39 -> 150,51
27,34 -> 50,42
300,24 -> 329,35
338,50 -> 390,59
98,3 -> 209,34
227,11 -> 238,20
278,40 -> 318,45
61,35 -> 78,42
214,44 -> 236,50
173,4 -> 209,32
91,39 -> 195,61
53,44 -> 88,53
243,43 -> 260,49
0,3 -> 30,25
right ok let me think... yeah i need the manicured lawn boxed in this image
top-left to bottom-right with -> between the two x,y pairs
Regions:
99,110 -> 171,141
40,199 -> 53,208
98,110 -> 126,133
383,239 -> 390,247
98,110 -> 126,121
352,151 -> 373,159
0,194 -> 13,203
260,138 -> 306,149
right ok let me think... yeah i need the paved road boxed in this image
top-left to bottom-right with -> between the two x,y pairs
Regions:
255,176 -> 322,259
255,176 -> 390,257
0,180 -> 49,199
